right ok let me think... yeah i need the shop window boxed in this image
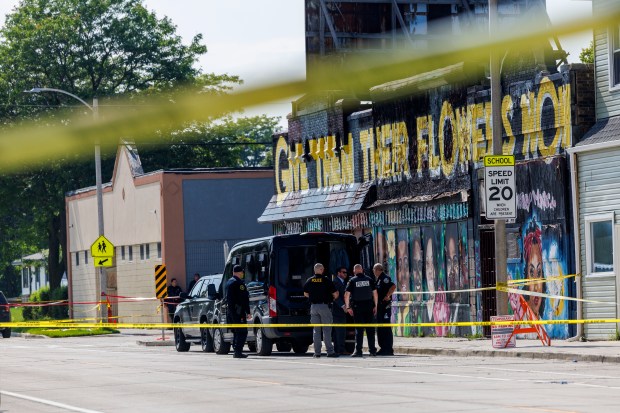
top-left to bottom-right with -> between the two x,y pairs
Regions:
585,214 -> 615,275
611,25 -> 620,89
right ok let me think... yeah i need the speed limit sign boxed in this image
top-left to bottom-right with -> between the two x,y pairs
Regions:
484,155 -> 516,219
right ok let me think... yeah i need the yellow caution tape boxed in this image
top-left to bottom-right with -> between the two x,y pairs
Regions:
3,319 -> 620,329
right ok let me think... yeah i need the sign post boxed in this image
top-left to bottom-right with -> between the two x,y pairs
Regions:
90,236 -> 115,322
484,155 -> 516,219
155,265 -> 168,341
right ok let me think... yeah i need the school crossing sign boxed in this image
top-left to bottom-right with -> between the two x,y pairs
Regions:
484,155 -> 516,219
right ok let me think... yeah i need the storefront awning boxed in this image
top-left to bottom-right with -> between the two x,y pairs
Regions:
258,182 -> 373,223
367,190 -> 467,209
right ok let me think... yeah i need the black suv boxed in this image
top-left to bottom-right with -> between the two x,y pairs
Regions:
0,291 -> 11,338
173,274 -> 222,352
208,233 -> 363,356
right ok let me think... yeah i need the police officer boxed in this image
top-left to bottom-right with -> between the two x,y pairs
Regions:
303,263 -> 339,358
344,264 -> 378,357
373,263 -> 396,356
166,278 -> 183,323
226,265 -> 251,358
332,266 -> 349,355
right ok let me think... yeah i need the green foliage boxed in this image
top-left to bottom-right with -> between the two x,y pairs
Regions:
139,114 -> 279,170
22,285 -> 68,321
0,0 -> 235,290
580,40 -> 594,64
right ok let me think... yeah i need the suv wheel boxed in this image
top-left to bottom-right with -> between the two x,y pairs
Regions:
292,342 -> 309,354
2,328 -> 10,339
255,326 -> 273,356
174,321 -> 190,352
201,320 -> 214,353
213,327 -> 230,355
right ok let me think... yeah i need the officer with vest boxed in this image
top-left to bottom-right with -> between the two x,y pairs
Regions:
303,263 -> 339,358
226,265 -> 251,358
344,264 -> 378,357
373,263 -> 396,356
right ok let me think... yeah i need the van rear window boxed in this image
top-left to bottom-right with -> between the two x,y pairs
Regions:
278,246 -> 317,288
277,241 -> 352,288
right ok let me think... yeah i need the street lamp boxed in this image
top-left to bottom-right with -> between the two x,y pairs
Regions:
24,87 -> 107,322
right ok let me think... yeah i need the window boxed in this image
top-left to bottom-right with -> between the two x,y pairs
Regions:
128,246 -> 133,261
121,246 -> 125,261
145,244 -> 150,260
75,252 -> 80,266
140,244 -> 145,260
157,242 -> 161,259
84,250 -> 88,265
22,268 -> 29,288
611,25 -> 620,88
585,214 -> 615,275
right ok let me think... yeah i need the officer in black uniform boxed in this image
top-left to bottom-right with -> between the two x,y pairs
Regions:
331,266 -> 349,355
373,263 -> 396,356
303,263 -> 339,358
344,264 -> 378,357
226,265 -> 251,358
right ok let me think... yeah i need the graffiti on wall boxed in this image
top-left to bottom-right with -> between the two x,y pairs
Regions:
276,75 -> 572,196
507,157 -> 571,339
374,220 -> 475,337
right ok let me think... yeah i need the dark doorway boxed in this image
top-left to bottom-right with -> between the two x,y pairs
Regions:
479,230 -> 497,337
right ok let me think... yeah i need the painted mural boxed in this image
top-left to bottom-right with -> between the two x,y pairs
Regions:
275,71 -> 573,197
506,156 -> 571,339
375,220 -> 474,337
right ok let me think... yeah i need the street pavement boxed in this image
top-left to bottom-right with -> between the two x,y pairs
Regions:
125,329 -> 620,364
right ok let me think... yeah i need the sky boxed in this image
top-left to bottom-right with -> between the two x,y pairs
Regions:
0,0 -> 592,129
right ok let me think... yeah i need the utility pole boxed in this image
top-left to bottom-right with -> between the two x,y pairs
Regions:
489,0 -> 508,315
93,97 -> 108,323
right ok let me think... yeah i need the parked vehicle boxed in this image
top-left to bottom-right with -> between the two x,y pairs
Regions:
173,274 -> 222,352
0,291 -> 11,338
207,232 -> 365,356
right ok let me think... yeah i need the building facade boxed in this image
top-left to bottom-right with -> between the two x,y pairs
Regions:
66,144 -> 274,323
566,0 -> 620,340
261,57 -> 594,338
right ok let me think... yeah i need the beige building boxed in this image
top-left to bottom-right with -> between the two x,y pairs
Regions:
66,143 -> 274,323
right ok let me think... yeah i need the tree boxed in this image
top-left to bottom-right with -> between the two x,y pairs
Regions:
0,0 -> 240,290
138,115 -> 279,170
579,40 -> 594,64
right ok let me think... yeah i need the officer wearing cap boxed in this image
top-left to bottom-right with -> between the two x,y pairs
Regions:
303,263 -> 339,358
373,263 -> 396,356
226,265 -> 251,358
344,264 -> 378,357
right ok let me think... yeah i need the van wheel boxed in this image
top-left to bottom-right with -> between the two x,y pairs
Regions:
292,342 -> 309,354
213,328 -> 230,355
2,328 -> 10,339
201,320 -> 214,353
255,326 -> 273,356
276,341 -> 292,352
174,322 -> 190,352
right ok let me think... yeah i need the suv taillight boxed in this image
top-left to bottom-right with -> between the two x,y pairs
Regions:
268,286 -> 277,317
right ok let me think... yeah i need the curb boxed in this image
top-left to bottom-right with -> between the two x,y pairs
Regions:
137,339 -> 175,347
393,346 -> 620,364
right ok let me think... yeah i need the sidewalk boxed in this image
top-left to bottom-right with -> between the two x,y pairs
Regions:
391,336 -> 620,364
125,329 -> 620,363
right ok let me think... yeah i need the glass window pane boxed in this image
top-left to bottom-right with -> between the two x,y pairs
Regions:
591,221 -> 613,273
